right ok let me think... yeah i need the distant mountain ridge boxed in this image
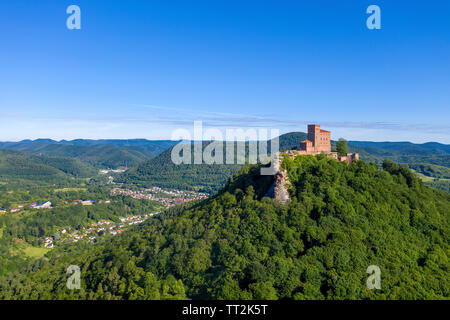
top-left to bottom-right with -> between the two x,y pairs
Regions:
2,135 -> 448,159
346,141 -> 450,168
1,133 -> 449,192
0,139 -> 179,169
348,140 -> 450,156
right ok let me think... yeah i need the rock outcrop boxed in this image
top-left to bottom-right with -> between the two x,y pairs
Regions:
265,155 -> 290,204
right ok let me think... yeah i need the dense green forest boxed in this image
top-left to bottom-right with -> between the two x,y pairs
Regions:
0,139 -> 178,169
1,156 -> 448,300
119,143 -> 244,193
347,141 -> 450,156
0,235 -> 30,277
347,141 -> 450,168
344,141 -> 450,193
0,149 -> 98,180
0,151 -> 65,183
423,180 -> 450,193
0,138 -> 177,157
276,132 -> 308,151
24,144 -> 148,169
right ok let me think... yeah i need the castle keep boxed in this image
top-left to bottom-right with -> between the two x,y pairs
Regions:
290,124 -> 359,163
299,124 -> 331,154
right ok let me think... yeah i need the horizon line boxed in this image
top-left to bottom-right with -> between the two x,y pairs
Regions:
0,135 -> 449,146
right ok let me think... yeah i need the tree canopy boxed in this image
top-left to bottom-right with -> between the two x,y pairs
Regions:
1,155 -> 448,300
336,138 -> 348,156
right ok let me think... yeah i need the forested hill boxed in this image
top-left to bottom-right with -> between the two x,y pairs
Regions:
348,141 -> 450,155
117,132 -> 309,193
345,140 -> 450,193
347,141 -> 450,167
0,149 -> 97,182
119,144 -> 243,193
276,132 -> 308,151
28,144 -> 148,169
117,132 -> 450,193
0,139 -> 178,169
1,155 -> 448,300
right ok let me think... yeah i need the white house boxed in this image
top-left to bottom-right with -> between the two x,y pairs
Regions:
31,201 -> 52,209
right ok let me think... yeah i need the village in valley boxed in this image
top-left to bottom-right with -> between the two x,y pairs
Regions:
44,212 -> 159,249
102,167 -> 209,205
111,186 -> 209,207
0,159 -> 211,250
43,187 -> 209,248
1,182 -> 210,250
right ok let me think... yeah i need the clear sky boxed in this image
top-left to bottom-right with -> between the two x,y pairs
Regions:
0,0 -> 449,143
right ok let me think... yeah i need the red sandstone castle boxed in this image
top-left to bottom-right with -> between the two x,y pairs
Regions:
299,124 -> 331,154
289,124 -> 359,163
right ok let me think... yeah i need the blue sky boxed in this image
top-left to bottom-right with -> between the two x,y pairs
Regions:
0,0 -> 449,143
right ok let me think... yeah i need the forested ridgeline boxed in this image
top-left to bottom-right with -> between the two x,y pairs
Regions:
2,134 -> 449,193
347,141 -> 450,168
0,149 -> 97,181
0,139 -> 180,169
1,156 -> 448,300
118,142 -> 248,193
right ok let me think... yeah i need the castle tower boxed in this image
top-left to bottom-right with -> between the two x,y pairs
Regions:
307,124 -> 321,151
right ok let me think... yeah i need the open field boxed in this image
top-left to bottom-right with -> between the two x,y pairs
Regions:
411,170 -> 435,182
411,169 -> 450,182
54,187 -> 87,193
22,246 -> 50,259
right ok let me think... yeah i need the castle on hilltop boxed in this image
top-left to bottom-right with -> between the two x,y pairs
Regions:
266,124 -> 359,203
288,124 -> 359,163
269,124 -> 360,204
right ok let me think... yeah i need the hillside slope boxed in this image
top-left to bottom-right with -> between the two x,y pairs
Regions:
347,141 -> 450,167
0,139 -> 179,169
1,156 -> 448,300
0,149 -> 96,182
8,144 -> 147,169
120,144 -> 243,193
119,133 -> 308,193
